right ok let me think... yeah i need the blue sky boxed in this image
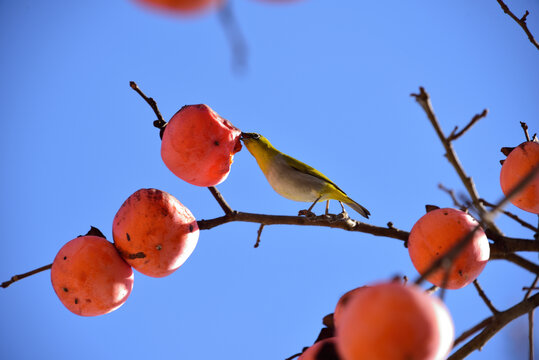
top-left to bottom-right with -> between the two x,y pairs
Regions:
1,1 -> 538,359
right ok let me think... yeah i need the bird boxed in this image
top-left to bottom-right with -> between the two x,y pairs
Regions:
241,132 -> 370,219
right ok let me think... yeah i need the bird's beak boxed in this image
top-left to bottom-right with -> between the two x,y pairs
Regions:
241,132 -> 257,141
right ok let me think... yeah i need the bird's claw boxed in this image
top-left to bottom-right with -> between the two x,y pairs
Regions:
298,209 -> 316,217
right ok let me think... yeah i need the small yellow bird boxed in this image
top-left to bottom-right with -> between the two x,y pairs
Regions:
241,132 -> 370,219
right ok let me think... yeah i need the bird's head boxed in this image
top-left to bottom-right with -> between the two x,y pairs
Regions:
240,132 -> 277,162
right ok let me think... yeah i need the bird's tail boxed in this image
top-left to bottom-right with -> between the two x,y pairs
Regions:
344,198 -> 370,219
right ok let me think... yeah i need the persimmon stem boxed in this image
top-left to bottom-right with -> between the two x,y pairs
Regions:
207,186 -> 234,215
1,263 -> 52,289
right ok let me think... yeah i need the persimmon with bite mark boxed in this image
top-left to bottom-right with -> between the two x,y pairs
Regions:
500,141 -> 539,214
113,188 -> 199,277
161,104 -> 242,187
408,208 -> 489,289
51,235 -> 134,317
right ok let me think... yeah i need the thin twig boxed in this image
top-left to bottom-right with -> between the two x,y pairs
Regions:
480,198 -> 538,232
490,253 -> 539,275
254,224 -> 265,248
448,109 -> 489,141
496,0 -> 539,51
130,81 -> 167,137
473,279 -> 499,314
411,87 -> 502,236
521,121 -> 531,142
453,317 -> 494,348
1,263 -> 52,288
217,0 -> 248,74
207,186 -> 234,215
284,353 -> 301,360
438,183 -> 467,211
525,276 -> 538,360
414,162 -> 539,285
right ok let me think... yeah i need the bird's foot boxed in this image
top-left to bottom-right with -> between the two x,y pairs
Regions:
298,209 -> 316,218
336,210 -> 350,220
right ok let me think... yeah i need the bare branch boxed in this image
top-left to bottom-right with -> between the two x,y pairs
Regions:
448,292 -> 539,359
207,186 -> 234,215
453,317 -> 494,348
473,279 -> 499,314
496,0 -> 539,51
217,0 -> 248,74
130,81 -> 167,138
1,263 -> 52,289
448,109 -> 488,141
254,224 -> 265,248
411,87 -> 502,235
480,198 -> 538,232
490,253 -> 539,274
521,121 -> 531,142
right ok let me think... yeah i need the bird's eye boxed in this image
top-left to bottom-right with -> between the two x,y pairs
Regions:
253,133 -> 261,139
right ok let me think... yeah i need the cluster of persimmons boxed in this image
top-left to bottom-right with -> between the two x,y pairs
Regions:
48,97 -> 539,359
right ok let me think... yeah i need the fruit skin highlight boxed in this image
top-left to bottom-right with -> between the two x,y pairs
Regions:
51,235 -> 134,316
134,0 -> 220,14
408,208 -> 490,289
500,141 -> 539,214
336,282 -> 454,360
113,188 -> 199,278
161,104 -> 242,187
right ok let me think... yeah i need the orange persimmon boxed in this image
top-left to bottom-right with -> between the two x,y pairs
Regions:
113,188 -> 199,277
51,235 -> 134,316
333,286 -> 366,330
500,141 -> 539,214
336,282 -> 454,360
408,208 -> 489,289
161,104 -> 242,187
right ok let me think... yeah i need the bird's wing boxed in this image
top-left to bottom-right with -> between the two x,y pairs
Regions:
281,153 -> 347,195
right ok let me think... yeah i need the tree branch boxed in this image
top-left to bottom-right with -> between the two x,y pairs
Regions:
1,263 -> 52,289
448,109 -> 488,141
496,0 -> 539,51
411,87 -> 502,235
473,279 -> 499,314
448,292 -> 539,359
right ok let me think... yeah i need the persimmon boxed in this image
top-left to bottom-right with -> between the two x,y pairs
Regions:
298,338 -> 338,360
333,286 -> 366,329
161,104 -> 242,187
500,141 -> 539,214
408,208 -> 489,289
134,0 -> 220,14
113,188 -> 199,277
336,282 -> 454,360
51,235 -> 134,317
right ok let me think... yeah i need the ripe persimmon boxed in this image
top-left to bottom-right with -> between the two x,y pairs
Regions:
500,141 -> 539,214
298,338 -> 337,360
336,282 -> 454,360
408,208 -> 489,289
333,286 -> 366,329
134,0 -> 220,14
51,235 -> 134,316
161,104 -> 242,187
113,188 -> 199,277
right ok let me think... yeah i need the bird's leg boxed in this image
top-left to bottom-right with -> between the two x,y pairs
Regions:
298,196 -> 322,217
338,201 -> 349,219
325,200 -> 330,215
